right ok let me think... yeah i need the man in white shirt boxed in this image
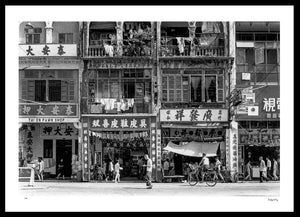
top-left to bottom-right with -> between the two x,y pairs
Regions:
144,154 -> 153,189
199,153 -> 210,181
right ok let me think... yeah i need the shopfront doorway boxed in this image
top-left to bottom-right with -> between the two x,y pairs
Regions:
56,140 -> 72,177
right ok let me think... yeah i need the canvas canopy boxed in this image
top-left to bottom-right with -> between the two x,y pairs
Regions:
163,141 -> 219,157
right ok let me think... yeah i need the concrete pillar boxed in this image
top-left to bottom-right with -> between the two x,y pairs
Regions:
85,22 -> 90,57
188,21 -> 196,56
115,21 -> 123,56
45,21 -> 53,44
229,22 -> 236,92
223,22 -> 228,57
155,22 -> 161,114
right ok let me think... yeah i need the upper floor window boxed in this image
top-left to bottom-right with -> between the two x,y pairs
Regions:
20,70 -> 77,103
25,28 -> 42,44
59,33 -> 73,44
162,70 -> 224,103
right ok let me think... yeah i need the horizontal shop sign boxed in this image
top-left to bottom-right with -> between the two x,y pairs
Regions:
19,103 -> 78,116
19,117 -> 79,123
19,44 -> 77,57
160,109 -> 228,122
90,117 -> 150,129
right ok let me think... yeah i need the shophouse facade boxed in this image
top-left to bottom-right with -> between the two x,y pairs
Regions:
19,22 -> 83,179
157,22 -> 236,179
80,22 -> 159,181
233,22 -> 280,178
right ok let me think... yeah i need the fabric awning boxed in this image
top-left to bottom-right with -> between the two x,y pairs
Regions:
163,141 -> 219,157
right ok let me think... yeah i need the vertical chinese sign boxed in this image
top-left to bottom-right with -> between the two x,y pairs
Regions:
82,117 -> 89,181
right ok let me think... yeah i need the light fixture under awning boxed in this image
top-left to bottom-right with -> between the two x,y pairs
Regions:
163,141 -> 219,157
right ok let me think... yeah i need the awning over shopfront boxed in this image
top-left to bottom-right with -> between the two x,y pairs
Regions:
163,141 -> 219,157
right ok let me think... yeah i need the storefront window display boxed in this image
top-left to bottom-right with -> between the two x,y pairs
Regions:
89,130 -> 150,178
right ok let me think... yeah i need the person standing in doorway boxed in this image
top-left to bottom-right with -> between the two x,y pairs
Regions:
163,158 -> 170,176
259,156 -> 269,182
56,159 -> 65,180
143,154 -> 153,189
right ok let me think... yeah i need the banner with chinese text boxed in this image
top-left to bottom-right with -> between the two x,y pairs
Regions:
160,109 -> 228,122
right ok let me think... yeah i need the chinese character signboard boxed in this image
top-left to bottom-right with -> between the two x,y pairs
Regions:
19,44 -> 77,57
40,123 -> 78,138
90,117 -> 150,130
19,104 -> 78,117
236,86 -> 280,120
160,109 -> 228,122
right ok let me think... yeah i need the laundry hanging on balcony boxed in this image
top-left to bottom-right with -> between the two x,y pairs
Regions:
201,22 -> 222,33
176,37 -> 185,54
104,43 -> 114,57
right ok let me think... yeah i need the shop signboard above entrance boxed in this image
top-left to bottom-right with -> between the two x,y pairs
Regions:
160,109 -> 228,122
19,103 -> 78,117
90,116 -> 150,130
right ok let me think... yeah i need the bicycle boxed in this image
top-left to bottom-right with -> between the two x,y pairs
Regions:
188,167 -> 217,187
219,169 -> 245,183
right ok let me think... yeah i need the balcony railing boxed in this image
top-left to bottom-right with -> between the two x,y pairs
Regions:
160,45 -> 224,57
87,38 -> 152,57
160,34 -> 225,57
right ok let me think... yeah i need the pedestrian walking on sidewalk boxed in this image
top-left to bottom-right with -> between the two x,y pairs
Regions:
114,160 -> 123,183
259,156 -> 269,182
272,158 -> 279,180
215,157 -> 224,182
143,154 -> 153,189
106,159 -> 114,181
244,160 -> 252,181
37,157 -> 44,181
266,157 -> 273,180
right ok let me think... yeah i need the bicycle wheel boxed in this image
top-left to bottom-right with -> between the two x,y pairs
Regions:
188,172 -> 198,186
205,172 -> 217,187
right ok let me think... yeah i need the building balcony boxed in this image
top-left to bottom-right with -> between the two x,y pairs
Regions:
160,34 -> 225,57
19,44 -> 78,57
87,39 -> 152,57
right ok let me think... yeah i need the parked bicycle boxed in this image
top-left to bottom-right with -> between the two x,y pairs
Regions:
188,166 -> 217,187
219,169 -> 245,183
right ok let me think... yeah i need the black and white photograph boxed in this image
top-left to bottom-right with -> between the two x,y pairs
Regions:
5,5 -> 294,212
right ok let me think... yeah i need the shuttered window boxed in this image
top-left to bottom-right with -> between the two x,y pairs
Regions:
34,80 -> 45,101
162,75 -> 189,102
217,75 -> 224,102
162,73 -> 223,103
49,80 -> 61,101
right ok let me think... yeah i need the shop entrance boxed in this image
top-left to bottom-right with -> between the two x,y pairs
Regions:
56,140 -> 72,177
